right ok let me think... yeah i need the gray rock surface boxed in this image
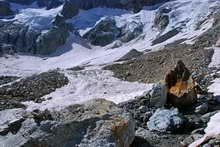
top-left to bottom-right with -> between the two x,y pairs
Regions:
120,21 -> 144,43
147,108 -> 185,133
0,20 -> 69,55
154,7 -> 171,30
83,17 -> 121,46
0,1 -> 13,17
146,82 -> 167,107
0,99 -> 135,147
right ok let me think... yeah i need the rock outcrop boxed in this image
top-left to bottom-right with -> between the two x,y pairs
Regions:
154,7 -> 171,30
0,1 -> 14,17
165,60 -> 197,107
83,17 -> 121,46
0,99 -> 135,147
0,20 -> 69,55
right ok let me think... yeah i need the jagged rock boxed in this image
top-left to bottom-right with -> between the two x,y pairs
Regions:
61,0 -> 79,19
0,99 -> 135,147
154,7 -> 171,30
83,17 -> 121,46
147,108 -> 185,133
36,27 -> 69,54
120,21 -> 144,43
0,20 -> 69,55
117,49 -> 143,61
165,60 -> 197,107
0,1 -> 13,17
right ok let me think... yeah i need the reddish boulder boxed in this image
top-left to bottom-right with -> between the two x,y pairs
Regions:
165,60 -> 197,107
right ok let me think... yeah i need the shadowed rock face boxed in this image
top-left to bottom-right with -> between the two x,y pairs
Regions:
0,1 -> 14,17
165,60 -> 197,107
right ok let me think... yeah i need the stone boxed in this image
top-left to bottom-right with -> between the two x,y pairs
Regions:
147,108 -> 185,133
0,99 -> 135,147
83,17 -> 121,46
165,60 -> 197,107
195,103 -> 209,114
148,82 -> 167,107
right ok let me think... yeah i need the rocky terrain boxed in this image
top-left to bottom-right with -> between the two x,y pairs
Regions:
0,0 -> 220,147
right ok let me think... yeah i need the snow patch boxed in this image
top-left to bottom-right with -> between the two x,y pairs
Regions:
23,69 -> 153,111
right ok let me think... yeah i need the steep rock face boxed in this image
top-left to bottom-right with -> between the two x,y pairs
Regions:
0,99 -> 135,147
0,20 -> 69,55
0,1 -> 13,17
83,17 -> 121,46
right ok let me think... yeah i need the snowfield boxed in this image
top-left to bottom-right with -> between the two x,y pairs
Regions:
1,0 -> 220,109
23,69 -> 153,111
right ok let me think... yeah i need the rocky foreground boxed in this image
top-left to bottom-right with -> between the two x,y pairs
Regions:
0,59 -> 219,147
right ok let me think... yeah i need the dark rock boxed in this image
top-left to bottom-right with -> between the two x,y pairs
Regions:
152,28 -> 179,45
117,49 -> 143,61
83,17 -> 121,46
165,60 -> 197,107
0,99 -> 135,147
148,82 -> 167,107
147,108 -> 185,133
0,19 -> 69,55
0,1 -> 14,17
154,7 -> 171,30
36,27 -> 69,54
0,43 -> 17,56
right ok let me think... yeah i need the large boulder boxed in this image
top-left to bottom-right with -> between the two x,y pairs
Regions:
165,60 -> 197,107
0,99 -> 136,147
147,108 -> 185,133
83,17 -> 121,46
0,1 -> 14,17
